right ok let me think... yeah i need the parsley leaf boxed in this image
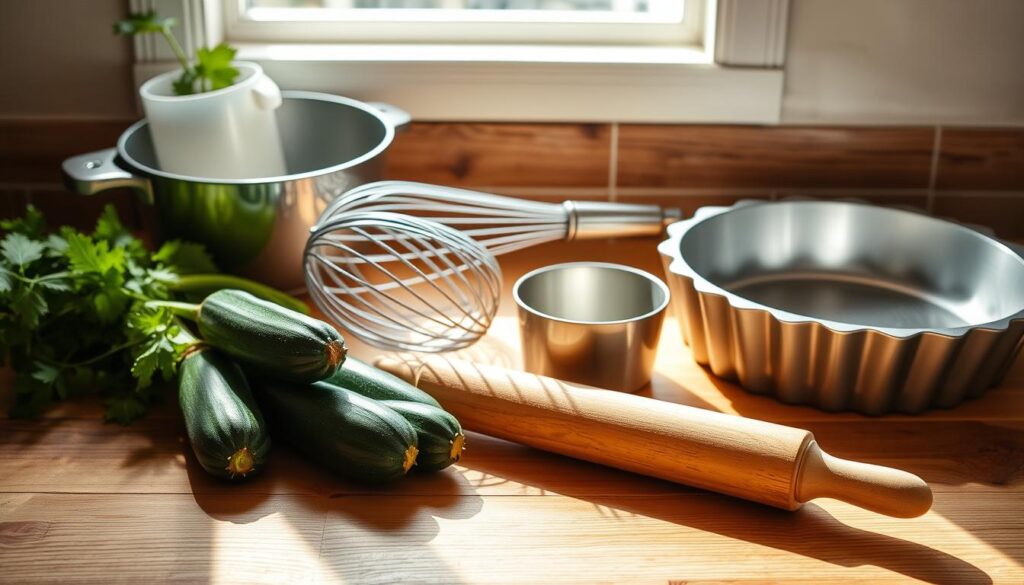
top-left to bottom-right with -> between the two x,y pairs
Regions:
66,234 -> 125,275
195,44 -> 239,91
31,362 -> 60,385
112,11 -> 176,35
153,241 -> 218,275
2,233 -> 45,267
114,11 -> 239,96
0,205 -> 45,239
127,305 -> 195,389
0,204 -> 217,423
10,287 -> 48,329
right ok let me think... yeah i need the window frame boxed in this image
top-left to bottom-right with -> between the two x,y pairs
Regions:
130,0 -> 790,123
225,0 -> 705,46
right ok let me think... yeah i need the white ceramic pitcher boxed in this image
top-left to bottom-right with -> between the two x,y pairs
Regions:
139,61 -> 287,179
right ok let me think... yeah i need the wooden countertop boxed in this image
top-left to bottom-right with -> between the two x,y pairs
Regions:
1,238 -> 1022,584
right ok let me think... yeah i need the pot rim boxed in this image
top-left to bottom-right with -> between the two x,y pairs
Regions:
115,90 -> 396,185
657,199 -> 1024,340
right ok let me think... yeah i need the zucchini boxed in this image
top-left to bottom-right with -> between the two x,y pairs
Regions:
197,289 -> 346,383
178,348 -> 270,480
253,380 -> 419,483
380,400 -> 465,472
326,356 -> 441,408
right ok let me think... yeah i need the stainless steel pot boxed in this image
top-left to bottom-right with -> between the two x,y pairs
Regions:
62,91 -> 410,290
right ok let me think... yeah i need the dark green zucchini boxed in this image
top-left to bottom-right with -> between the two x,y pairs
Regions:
178,348 -> 270,480
326,356 -> 441,408
198,289 -> 346,383
379,400 -> 465,472
253,380 -> 419,483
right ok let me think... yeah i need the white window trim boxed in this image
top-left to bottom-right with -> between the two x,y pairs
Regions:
130,0 -> 789,123
225,0 -> 703,46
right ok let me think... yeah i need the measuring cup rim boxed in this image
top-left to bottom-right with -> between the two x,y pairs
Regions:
513,261 -> 670,326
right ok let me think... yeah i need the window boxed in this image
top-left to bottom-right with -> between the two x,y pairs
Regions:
226,0 -> 706,46
136,0 -> 788,123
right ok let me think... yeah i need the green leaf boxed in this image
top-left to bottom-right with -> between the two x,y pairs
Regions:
31,362 -> 60,385
104,394 -> 148,425
131,336 -> 176,388
195,43 -> 239,91
45,233 -> 69,257
147,267 -> 178,284
94,289 -> 130,324
127,305 -> 170,337
113,11 -> 177,36
153,240 -> 217,275
0,269 -> 12,293
10,287 -> 48,328
38,279 -> 70,292
1,233 -> 45,267
126,305 -> 192,390
93,205 -> 135,248
1,205 -> 45,239
66,234 -> 125,275
172,70 -> 198,96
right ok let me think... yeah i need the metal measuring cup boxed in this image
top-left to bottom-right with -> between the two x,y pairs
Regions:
513,262 -> 670,392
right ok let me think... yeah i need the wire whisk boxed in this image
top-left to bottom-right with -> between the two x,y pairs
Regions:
319,181 -> 680,256
306,181 -> 680,352
305,211 -> 501,352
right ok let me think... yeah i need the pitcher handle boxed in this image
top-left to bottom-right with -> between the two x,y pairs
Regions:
62,148 -> 154,204
367,102 -> 412,132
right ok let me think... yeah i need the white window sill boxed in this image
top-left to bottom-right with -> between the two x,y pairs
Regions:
135,43 -> 783,123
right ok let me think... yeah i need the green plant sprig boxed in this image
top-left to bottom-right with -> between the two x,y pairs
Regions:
0,205 -> 306,424
114,11 -> 239,95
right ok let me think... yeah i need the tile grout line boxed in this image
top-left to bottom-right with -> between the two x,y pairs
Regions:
607,122 -> 619,202
926,125 -> 943,213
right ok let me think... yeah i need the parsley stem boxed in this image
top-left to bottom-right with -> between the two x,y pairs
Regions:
145,300 -> 200,321
169,274 -> 310,315
161,28 -> 191,75
43,339 -> 144,369
8,271 -> 71,286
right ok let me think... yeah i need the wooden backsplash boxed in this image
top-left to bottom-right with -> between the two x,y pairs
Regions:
1,120 -> 1021,238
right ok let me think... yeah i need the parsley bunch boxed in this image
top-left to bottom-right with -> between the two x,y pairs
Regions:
114,11 -> 239,96
1,206 -> 219,423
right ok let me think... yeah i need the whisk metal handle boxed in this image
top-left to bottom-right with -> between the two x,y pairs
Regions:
564,201 -> 682,241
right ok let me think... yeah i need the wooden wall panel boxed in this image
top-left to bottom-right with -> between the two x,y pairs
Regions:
616,125 -> 934,189
2,119 -> 1022,237
933,194 -> 1024,239
936,129 -> 1024,191
385,122 -> 612,188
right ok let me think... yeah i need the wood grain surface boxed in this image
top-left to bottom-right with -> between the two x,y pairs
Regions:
936,129 -> 1024,191
616,125 -> 935,189
1,238 -> 1022,584
385,122 -> 612,188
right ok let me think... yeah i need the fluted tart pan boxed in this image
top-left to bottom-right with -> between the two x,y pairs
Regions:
657,200 -> 1024,414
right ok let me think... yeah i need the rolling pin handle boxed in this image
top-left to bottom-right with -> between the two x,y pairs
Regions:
795,440 -> 933,518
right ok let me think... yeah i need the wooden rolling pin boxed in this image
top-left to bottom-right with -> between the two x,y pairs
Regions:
377,357 -> 932,518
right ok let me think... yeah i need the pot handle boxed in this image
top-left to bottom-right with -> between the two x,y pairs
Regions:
62,148 -> 154,204
368,102 -> 412,132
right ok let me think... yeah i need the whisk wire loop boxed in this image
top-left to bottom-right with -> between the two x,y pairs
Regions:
305,211 -> 502,352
